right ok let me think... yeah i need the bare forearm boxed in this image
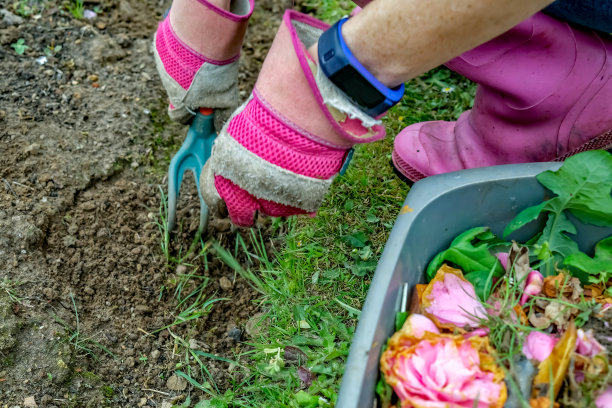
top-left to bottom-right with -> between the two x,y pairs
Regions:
339,0 -> 554,87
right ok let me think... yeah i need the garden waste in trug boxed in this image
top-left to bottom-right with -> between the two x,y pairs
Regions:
378,150 -> 612,408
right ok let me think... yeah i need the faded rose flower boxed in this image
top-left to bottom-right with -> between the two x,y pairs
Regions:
576,328 -> 605,357
380,331 -> 507,408
421,264 -> 487,329
522,331 -> 558,362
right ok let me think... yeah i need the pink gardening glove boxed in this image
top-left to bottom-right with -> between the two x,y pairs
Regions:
153,0 -> 254,125
200,10 -> 386,226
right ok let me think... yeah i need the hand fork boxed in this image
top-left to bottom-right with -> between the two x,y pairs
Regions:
166,108 -> 217,234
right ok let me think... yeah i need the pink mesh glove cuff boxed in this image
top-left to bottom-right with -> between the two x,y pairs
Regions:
153,0 -> 254,124
200,10 -> 386,226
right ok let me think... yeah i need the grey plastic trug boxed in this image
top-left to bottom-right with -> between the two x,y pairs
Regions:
336,162 -> 612,408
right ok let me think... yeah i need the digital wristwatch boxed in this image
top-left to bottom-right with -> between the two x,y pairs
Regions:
318,18 -> 405,117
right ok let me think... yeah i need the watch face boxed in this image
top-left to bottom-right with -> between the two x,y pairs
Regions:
330,65 -> 386,109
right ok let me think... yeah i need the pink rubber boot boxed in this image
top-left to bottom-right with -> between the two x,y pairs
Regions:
392,12 -> 612,182
153,0 -> 254,124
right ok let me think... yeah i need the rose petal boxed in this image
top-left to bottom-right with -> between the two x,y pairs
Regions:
596,386 -> 612,408
422,265 -> 487,329
520,270 -> 543,305
576,328 -> 605,358
522,331 -> 558,362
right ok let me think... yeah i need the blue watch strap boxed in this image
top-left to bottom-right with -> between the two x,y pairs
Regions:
318,18 -> 404,117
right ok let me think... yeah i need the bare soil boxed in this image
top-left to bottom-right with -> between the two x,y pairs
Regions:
0,0 -> 303,406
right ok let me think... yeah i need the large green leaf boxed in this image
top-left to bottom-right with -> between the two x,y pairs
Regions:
426,227 -> 505,281
564,236 -> 612,282
537,150 -> 612,227
504,150 -> 612,264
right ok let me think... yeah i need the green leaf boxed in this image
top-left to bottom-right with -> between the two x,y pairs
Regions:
395,311 -> 408,332
194,399 -> 228,408
564,236 -> 612,282
341,231 -> 368,248
536,150 -> 612,227
375,375 -> 393,408
537,211 -> 579,260
295,390 -> 319,407
504,151 -> 612,265
366,213 -> 379,223
426,227 -> 505,281
503,201 -> 547,238
464,268 -> 496,301
348,259 -> 377,277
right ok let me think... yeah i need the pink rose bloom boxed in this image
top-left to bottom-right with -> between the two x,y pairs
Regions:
522,331 -> 558,362
576,328 -> 605,357
381,333 -> 507,408
423,265 -> 487,329
596,386 -> 612,408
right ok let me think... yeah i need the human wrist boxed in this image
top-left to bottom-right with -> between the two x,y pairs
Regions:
340,16 -> 403,88
316,17 -> 404,117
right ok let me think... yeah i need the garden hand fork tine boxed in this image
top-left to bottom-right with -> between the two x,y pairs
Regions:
167,108 -> 217,234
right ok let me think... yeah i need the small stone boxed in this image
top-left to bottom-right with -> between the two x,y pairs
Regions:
227,327 -> 242,343
23,396 -> 38,407
96,22 -> 106,30
188,338 -> 199,350
150,349 -> 160,360
176,265 -> 187,274
245,312 -> 267,338
25,143 -> 41,155
42,288 -> 56,300
166,374 -> 187,391
219,276 -> 233,291
1,9 -> 24,26
62,235 -> 77,248
125,356 -> 135,368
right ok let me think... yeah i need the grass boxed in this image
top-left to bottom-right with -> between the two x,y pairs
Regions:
0,279 -> 24,303
220,6 -> 476,404
154,1 -> 477,405
52,292 -> 116,362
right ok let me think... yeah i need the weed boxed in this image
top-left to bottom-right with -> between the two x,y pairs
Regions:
43,42 -> 62,57
139,354 -> 148,364
100,385 -> 114,398
0,279 -> 23,303
10,38 -> 29,55
65,0 -> 84,19
52,292 -> 116,361
12,0 -> 45,17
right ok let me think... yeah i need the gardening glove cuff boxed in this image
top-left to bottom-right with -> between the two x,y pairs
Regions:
200,10 -> 386,227
153,0 -> 254,125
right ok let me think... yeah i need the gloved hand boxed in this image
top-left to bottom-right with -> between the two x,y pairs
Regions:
200,10 -> 387,226
153,0 -> 254,126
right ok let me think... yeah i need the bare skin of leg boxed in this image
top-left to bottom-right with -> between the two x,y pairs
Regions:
310,0 -> 555,88
170,0 -> 232,55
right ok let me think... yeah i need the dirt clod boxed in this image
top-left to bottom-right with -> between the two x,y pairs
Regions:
166,374 -> 187,391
